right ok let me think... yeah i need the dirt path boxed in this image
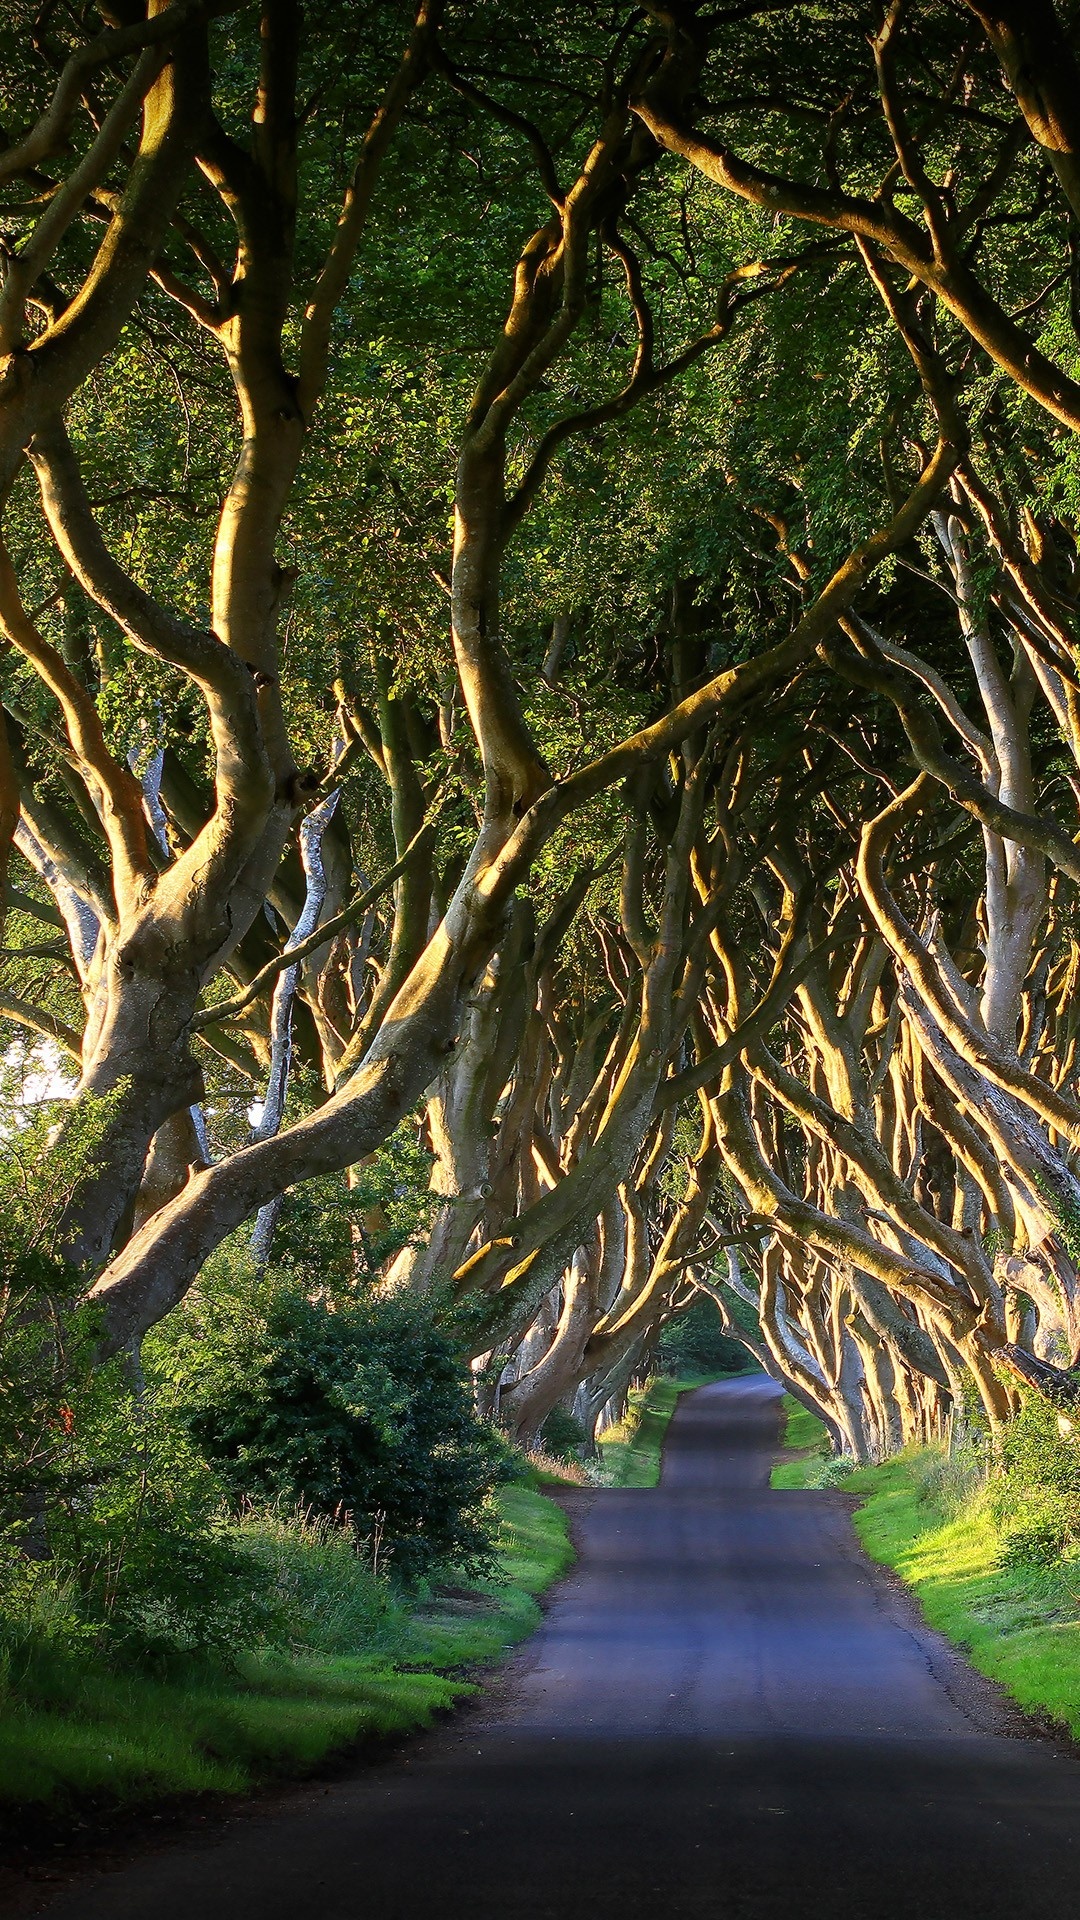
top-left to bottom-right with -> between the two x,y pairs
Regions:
31,1377 -> 1080,1918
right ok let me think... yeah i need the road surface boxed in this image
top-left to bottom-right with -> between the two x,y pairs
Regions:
38,1376 -> 1080,1918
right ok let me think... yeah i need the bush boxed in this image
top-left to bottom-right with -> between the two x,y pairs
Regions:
0,1356 -> 278,1664
792,1452 -> 857,1490
164,1277 -> 512,1583
0,1105 -> 274,1664
49,1384 -> 280,1658
817,1455 -> 858,1488
990,1395 -> 1080,1567
999,1502 -> 1075,1569
539,1407 -> 587,1461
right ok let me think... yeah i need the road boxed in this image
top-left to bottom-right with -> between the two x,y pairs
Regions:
39,1376 -> 1080,1919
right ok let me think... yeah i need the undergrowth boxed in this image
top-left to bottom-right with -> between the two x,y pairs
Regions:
0,1482 -> 571,1816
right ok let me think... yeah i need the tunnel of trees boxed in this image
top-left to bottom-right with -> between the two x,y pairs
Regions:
6,0 -> 1080,1545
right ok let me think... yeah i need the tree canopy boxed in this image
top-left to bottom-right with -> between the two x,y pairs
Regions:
5,0 -> 1080,1464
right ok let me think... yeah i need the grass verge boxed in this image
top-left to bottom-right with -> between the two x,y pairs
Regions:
770,1407 -> 1080,1740
769,1393 -> 833,1488
846,1452 -> 1080,1739
0,1483 -> 571,1816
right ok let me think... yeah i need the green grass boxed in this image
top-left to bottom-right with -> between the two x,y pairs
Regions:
0,1657 -> 465,1807
395,1482 -> 573,1669
770,1393 -> 833,1488
0,1484 -> 572,1814
597,1373 -> 724,1487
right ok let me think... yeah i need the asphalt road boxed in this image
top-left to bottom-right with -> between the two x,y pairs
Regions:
38,1375 -> 1080,1919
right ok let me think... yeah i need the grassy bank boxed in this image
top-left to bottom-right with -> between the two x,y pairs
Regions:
770,1397 -> 1080,1739
0,1484 -> 571,1816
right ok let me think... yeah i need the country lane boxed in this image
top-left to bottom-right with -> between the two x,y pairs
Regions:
36,1375 -> 1080,1919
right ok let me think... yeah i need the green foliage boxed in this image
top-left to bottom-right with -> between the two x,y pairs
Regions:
907,1435 -> 990,1522
538,1406 -> 588,1461
0,1112 -> 572,1809
0,1095 -> 271,1664
991,1396 -> 1080,1568
232,1504 -> 390,1657
659,1298 -> 752,1377
6,1385 -> 277,1663
0,1482 -> 571,1813
164,1273 -> 512,1583
266,1126 -> 437,1284
816,1455 -> 858,1489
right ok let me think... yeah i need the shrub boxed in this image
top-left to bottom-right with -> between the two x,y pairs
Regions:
999,1501 -> 1074,1569
0,1355 -> 278,1664
794,1452 -> 856,1490
0,1105 -> 274,1664
539,1407 -> 587,1461
164,1277 -> 512,1583
48,1383 -> 280,1658
990,1395 -> 1080,1568
817,1455 -> 857,1488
